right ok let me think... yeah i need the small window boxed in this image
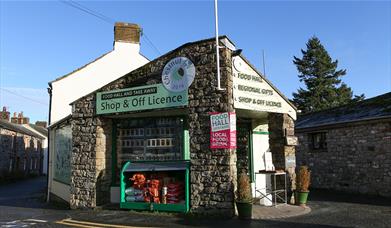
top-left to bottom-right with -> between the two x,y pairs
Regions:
311,132 -> 327,150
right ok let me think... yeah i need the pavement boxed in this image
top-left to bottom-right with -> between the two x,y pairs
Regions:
0,177 -> 391,227
252,204 -> 311,219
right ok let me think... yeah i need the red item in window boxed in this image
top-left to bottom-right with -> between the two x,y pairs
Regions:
130,173 -> 146,189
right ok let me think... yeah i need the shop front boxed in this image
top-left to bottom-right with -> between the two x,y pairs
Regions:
69,36 -> 297,216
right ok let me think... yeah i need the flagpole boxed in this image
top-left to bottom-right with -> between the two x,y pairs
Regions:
214,0 -> 224,90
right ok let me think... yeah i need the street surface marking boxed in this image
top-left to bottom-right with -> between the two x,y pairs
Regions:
23,219 -> 47,223
55,218 -> 153,228
0,218 -> 47,227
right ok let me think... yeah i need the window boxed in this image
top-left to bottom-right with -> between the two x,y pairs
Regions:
114,117 -> 184,184
311,132 -> 327,150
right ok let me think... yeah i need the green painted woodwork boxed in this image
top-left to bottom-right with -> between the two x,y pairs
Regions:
252,131 -> 269,135
183,118 -> 190,160
111,119 -> 118,186
249,128 -> 255,183
120,161 -> 190,213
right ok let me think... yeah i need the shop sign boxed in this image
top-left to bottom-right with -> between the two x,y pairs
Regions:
162,57 -> 195,92
96,83 -> 187,115
210,112 -> 237,149
232,56 -> 297,120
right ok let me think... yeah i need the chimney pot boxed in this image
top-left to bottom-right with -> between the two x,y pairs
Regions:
114,22 -> 141,44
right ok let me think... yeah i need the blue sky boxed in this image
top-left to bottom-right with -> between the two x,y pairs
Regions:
1,0 -> 390,122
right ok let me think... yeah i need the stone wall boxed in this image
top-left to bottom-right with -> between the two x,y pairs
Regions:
70,38 -> 237,215
0,128 -> 43,178
268,113 -> 296,194
70,103 -> 99,209
187,41 -> 236,216
296,118 -> 391,197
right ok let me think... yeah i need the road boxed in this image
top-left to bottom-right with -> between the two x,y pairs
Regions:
0,177 -> 390,227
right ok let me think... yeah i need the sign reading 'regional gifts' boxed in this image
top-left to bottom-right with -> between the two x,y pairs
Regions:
232,56 -> 297,120
210,112 -> 237,149
96,84 -> 188,114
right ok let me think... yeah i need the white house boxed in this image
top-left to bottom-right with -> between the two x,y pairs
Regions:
47,22 -> 149,203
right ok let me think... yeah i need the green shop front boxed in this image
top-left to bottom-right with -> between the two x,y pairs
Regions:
69,37 -> 297,216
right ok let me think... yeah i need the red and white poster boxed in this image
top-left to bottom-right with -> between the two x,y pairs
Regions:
210,112 -> 237,149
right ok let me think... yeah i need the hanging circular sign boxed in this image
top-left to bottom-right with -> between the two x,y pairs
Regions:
162,57 -> 195,92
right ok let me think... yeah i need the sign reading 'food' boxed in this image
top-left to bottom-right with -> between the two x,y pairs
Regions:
232,56 -> 296,120
210,112 -> 236,149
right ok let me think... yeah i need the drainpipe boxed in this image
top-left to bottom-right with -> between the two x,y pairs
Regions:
46,83 -> 52,202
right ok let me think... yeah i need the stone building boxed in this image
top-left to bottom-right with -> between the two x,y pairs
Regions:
0,109 -> 45,179
296,92 -> 391,197
52,29 -> 299,216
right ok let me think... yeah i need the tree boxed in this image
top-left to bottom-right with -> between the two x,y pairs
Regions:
292,36 -> 364,113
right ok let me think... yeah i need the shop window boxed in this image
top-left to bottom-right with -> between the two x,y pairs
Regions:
311,132 -> 327,150
53,124 -> 72,184
115,117 -> 184,184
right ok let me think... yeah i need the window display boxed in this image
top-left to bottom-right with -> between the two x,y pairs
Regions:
120,161 -> 189,212
115,117 -> 184,184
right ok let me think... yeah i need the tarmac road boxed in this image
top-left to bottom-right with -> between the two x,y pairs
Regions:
0,177 -> 390,228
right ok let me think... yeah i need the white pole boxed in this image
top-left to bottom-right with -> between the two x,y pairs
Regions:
214,0 -> 224,90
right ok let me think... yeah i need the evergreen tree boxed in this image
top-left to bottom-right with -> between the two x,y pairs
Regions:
292,36 -> 364,113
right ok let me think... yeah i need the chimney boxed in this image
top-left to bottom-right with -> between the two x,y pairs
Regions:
114,22 -> 141,44
14,112 -> 29,125
0,107 -> 10,121
35,121 -> 47,128
17,112 -> 23,124
11,112 -> 18,124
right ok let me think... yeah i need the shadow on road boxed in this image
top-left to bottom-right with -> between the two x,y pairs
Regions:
308,189 -> 391,207
0,176 -> 65,210
176,217 -> 344,228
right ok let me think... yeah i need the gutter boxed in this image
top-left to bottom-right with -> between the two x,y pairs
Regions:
46,83 -> 53,202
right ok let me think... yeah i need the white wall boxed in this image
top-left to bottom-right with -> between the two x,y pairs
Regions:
51,180 -> 70,203
251,119 -> 273,206
50,42 -> 149,124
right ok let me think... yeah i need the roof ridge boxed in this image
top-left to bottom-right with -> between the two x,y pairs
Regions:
299,92 -> 391,117
0,119 -> 45,139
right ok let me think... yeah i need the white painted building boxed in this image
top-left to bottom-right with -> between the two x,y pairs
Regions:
47,22 -> 149,203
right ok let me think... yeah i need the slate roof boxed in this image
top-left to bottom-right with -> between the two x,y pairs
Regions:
0,120 -> 45,139
28,124 -> 48,136
296,92 -> 391,129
